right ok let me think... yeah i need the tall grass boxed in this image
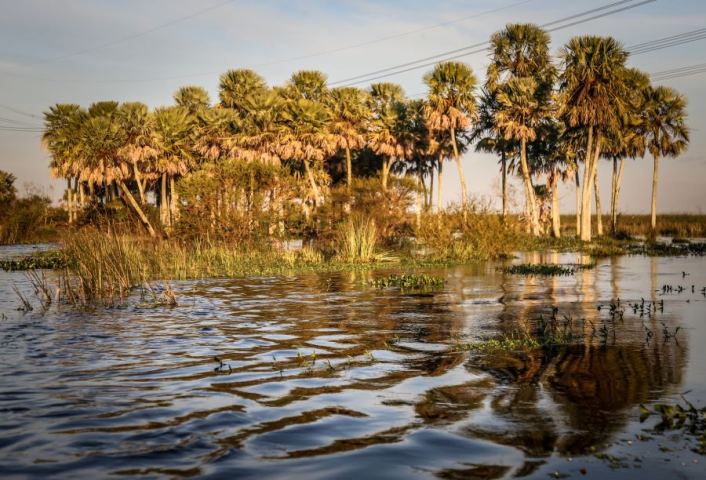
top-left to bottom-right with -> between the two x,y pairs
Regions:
335,216 -> 380,263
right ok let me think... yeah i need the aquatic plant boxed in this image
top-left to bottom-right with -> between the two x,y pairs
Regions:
639,396 -> 706,456
499,262 -> 595,276
0,252 -> 67,271
371,273 -> 444,289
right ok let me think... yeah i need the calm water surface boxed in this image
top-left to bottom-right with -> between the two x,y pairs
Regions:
1,251 -> 706,479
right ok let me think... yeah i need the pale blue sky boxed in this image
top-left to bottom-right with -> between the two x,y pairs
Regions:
0,0 -> 704,213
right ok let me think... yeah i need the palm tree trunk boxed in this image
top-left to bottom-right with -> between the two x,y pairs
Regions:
170,176 -> 179,224
161,173 -> 170,228
428,165 -> 434,212
79,182 -> 85,210
610,158 -> 617,234
450,128 -> 468,220
345,147 -> 352,191
119,181 -> 156,238
303,159 -> 321,208
580,127 -> 594,241
416,170 -> 423,230
519,138 -> 540,236
132,161 -> 146,203
66,180 -> 72,224
501,151 -> 508,221
437,154 -> 443,215
551,173 -> 561,238
613,157 -> 625,233
575,171 -> 581,237
594,168 -> 603,236
651,154 -> 659,233
381,156 -> 391,193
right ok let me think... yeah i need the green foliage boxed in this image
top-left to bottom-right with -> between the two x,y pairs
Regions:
0,192 -> 63,245
371,273 -> 444,289
0,252 -> 66,271
0,170 -> 17,204
500,262 -> 595,276
415,202 -> 519,262
175,160 -> 296,242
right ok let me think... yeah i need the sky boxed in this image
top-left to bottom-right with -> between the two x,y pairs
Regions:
0,0 -> 704,214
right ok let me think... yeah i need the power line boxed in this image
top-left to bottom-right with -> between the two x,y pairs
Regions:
0,0 -> 239,73
629,28 -> 706,55
0,0 -> 543,84
332,0 -> 656,86
0,102 -> 43,119
247,0 -> 542,69
650,62 -> 706,81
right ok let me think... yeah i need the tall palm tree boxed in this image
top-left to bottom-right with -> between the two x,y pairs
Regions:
219,69 -> 267,113
367,82 -> 410,193
558,36 -> 629,241
424,61 -> 477,219
152,106 -> 194,229
494,77 -> 549,235
174,86 -> 211,114
327,87 -> 369,189
642,85 -> 690,233
278,99 -> 334,208
487,23 -> 555,233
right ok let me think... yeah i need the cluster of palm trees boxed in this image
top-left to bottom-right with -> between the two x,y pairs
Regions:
42,23 -> 689,240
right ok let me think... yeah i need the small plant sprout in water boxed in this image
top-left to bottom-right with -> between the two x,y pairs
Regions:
364,350 -> 375,362
12,284 -> 32,312
213,356 -> 231,373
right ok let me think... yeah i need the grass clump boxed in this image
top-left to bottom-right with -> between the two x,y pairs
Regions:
371,273 -> 444,289
334,215 -> 389,263
500,263 -> 595,276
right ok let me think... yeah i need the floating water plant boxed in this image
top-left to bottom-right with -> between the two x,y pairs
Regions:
371,273 -> 444,289
499,263 -> 595,276
0,253 -> 67,271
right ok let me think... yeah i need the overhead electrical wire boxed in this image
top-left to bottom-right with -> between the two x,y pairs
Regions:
333,0 -> 657,86
0,0 -> 239,73
0,0 -> 543,84
628,27 -> 706,55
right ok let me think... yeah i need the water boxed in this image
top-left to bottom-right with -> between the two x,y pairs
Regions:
1,251 -> 705,479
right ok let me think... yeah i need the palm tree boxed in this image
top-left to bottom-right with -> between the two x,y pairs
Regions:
80,109 -> 156,236
601,68 -> 649,233
219,69 -> 267,113
42,103 -> 85,222
424,61 -> 477,219
367,82 -> 410,193
487,23 -> 555,233
285,70 -> 329,102
558,36 -> 629,241
152,106 -> 194,229
174,86 -> 211,114
494,77 -> 549,235
642,85 -> 690,233
116,102 -> 157,203
327,87 -> 369,189
471,88 -> 516,220
278,99 -> 334,208
527,121 -> 576,238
